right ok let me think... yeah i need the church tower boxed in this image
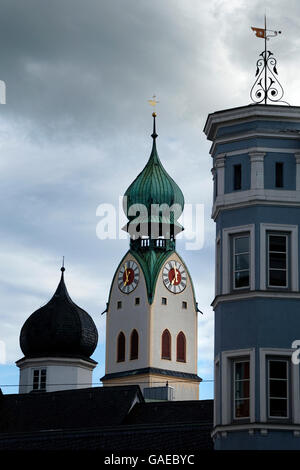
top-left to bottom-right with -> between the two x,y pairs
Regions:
101,113 -> 201,400
204,104 -> 300,449
16,266 -> 98,393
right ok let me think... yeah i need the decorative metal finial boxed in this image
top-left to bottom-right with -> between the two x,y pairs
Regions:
250,16 -> 289,105
148,95 -> 159,139
61,256 -> 65,273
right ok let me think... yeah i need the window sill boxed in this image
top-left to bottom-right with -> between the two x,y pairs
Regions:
232,418 -> 250,424
266,286 -> 290,291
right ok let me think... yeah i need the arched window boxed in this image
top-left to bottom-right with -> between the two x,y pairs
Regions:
161,329 -> 171,360
176,331 -> 186,362
130,329 -> 139,360
117,332 -> 125,362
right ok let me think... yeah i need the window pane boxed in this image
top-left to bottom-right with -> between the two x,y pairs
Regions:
270,361 -> 287,379
235,361 -> 250,380
275,162 -> 284,188
130,330 -> 139,360
40,371 -> 46,386
235,271 -> 249,288
270,379 -> 287,398
269,235 -> 286,252
269,269 -> 286,286
117,332 -> 125,362
235,237 -> 249,254
235,380 -> 250,400
234,164 -> 242,190
162,330 -> 171,360
176,332 -> 186,362
33,370 -> 39,390
235,399 -> 249,418
269,398 -> 288,417
235,254 -> 249,270
269,252 -> 286,269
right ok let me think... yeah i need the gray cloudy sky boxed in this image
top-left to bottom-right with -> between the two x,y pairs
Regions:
0,0 -> 299,398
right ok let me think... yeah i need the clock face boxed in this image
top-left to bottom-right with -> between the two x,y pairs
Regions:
118,260 -> 139,293
162,260 -> 187,293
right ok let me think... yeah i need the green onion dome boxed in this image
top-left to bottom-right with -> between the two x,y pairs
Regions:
123,114 -> 184,236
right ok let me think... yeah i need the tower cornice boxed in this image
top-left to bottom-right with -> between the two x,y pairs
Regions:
204,103 -> 300,142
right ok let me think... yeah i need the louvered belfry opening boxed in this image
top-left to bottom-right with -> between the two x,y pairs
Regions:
130,329 -> 139,360
176,331 -> 186,362
117,332 -> 125,362
161,329 -> 171,360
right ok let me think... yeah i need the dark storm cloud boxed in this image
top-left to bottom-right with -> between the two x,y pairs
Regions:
1,0 -> 299,395
0,0 -> 210,141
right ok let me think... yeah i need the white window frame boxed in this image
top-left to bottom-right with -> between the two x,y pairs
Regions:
267,233 -> 288,289
259,348 -> 300,424
221,348 -> 255,425
222,224 -> 255,294
32,367 -> 47,391
267,358 -> 289,419
260,224 -> 298,291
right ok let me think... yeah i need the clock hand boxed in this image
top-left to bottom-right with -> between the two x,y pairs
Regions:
171,268 -> 178,285
124,265 -> 130,286
123,264 -> 128,286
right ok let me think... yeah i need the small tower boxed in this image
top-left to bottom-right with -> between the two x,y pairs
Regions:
16,266 -> 98,393
101,113 -> 201,400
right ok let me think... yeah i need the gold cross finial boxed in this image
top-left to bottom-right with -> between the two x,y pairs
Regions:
147,94 -> 159,115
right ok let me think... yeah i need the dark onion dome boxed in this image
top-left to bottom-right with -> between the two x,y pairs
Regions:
123,113 -> 184,236
20,267 -> 98,360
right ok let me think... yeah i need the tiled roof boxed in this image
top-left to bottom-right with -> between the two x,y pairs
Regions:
0,386 -> 143,433
0,386 -> 213,451
19,268 -> 98,360
124,399 -> 213,425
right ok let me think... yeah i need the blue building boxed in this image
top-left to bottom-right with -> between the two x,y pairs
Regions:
204,104 -> 300,450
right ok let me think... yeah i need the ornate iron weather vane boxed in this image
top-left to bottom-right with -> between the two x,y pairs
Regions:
250,16 -> 289,105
